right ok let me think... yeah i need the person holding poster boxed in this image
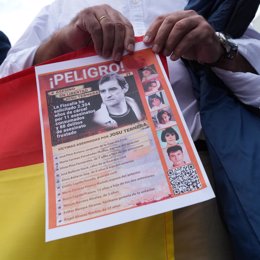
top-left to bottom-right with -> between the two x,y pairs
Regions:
1,1 -> 260,259
92,72 -> 143,129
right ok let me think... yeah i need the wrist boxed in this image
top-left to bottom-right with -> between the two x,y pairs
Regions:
33,30 -> 70,65
213,53 -> 257,73
205,32 -> 256,73
208,32 -> 238,67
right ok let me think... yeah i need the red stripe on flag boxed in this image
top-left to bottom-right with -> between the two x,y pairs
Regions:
0,43 -> 167,171
0,68 -> 43,170
0,48 -> 96,170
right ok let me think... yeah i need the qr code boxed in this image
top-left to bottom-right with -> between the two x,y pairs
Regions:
168,163 -> 202,195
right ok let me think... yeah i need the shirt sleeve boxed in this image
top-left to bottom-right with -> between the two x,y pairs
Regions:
212,27 -> 260,109
0,1 -> 61,77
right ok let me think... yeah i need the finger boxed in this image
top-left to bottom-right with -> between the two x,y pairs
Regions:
107,9 -> 134,59
170,32 -> 196,61
99,16 -> 115,58
105,9 -> 126,60
170,23 -> 211,62
81,10 -> 104,55
143,15 -> 165,45
145,10 -> 198,53
112,22 -> 126,61
162,16 -> 200,56
123,18 -> 135,53
92,7 -> 116,57
153,11 -> 198,56
150,17 -> 174,54
80,5 -> 135,59
73,10 -> 101,52
102,6 -> 131,58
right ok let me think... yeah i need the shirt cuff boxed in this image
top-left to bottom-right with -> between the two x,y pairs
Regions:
0,46 -> 38,78
211,34 -> 260,109
212,67 -> 260,108
234,38 -> 260,74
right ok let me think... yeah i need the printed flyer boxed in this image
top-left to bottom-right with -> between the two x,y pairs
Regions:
35,42 -> 214,241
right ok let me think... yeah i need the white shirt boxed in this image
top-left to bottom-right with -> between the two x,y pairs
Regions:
1,0 -> 260,140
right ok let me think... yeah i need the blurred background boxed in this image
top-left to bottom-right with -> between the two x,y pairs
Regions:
0,0 -> 260,45
0,0 -> 53,45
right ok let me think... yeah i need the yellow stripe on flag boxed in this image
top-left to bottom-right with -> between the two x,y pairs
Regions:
0,163 -> 174,260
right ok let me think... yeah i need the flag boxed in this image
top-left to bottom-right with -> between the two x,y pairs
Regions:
0,49 -> 174,260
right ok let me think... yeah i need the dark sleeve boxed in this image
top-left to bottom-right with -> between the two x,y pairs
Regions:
0,31 -> 11,65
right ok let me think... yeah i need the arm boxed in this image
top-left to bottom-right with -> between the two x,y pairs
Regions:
143,10 -> 256,74
0,3 -> 59,77
33,4 -> 135,65
0,3 -> 135,77
212,33 -> 260,108
143,10 -> 260,108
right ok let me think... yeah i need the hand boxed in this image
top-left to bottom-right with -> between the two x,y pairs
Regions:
63,4 -> 135,61
143,10 -> 224,64
34,4 -> 135,64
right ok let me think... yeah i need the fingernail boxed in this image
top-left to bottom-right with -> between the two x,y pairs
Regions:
127,43 -> 134,52
152,44 -> 160,53
143,35 -> 151,43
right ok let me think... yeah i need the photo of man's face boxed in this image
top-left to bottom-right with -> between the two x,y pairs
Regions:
99,79 -> 126,108
169,150 -> 184,167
